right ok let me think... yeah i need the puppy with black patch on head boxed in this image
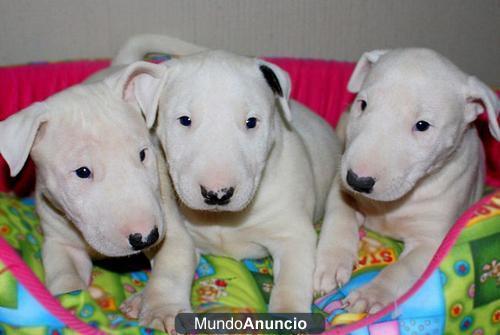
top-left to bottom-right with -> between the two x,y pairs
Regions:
110,35 -> 343,332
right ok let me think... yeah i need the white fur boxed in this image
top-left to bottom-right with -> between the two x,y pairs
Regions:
114,39 -> 342,332
112,34 -> 206,66
315,48 -> 499,314
0,62 -> 173,295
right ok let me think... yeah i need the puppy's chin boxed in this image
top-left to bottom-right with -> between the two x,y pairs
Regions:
175,182 -> 256,213
178,195 -> 250,213
82,233 -> 141,257
343,177 -> 415,202
358,183 -> 415,202
91,244 -> 142,258
360,190 -> 406,202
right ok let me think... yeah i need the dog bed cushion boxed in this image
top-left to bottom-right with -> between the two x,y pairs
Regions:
0,190 -> 498,335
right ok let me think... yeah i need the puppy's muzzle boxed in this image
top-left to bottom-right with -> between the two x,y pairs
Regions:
128,226 -> 159,251
200,186 -> 235,206
346,169 -> 376,194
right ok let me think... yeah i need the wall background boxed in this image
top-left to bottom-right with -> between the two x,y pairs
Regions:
0,0 -> 498,85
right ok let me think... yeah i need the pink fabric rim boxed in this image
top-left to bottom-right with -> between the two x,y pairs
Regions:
321,191 -> 499,334
0,191 -> 497,334
486,176 -> 500,188
0,237 -> 106,335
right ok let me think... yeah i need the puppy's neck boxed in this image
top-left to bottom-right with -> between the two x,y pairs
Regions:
386,126 -> 483,222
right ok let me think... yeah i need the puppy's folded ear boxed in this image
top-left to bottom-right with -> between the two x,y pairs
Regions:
348,50 -> 388,93
465,76 -> 500,140
257,60 -> 292,123
105,61 -> 168,128
0,102 -> 48,176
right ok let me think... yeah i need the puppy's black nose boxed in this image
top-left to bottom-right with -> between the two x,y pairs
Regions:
128,226 -> 159,250
346,169 -> 375,193
200,186 -> 235,205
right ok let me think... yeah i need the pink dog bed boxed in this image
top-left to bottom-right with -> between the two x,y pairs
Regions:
0,59 -> 498,335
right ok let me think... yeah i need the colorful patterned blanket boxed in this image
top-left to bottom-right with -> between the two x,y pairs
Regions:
0,190 -> 498,335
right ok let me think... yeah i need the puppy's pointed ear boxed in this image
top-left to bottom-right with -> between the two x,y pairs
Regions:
348,50 -> 388,93
257,60 -> 292,123
0,102 -> 48,176
105,61 -> 167,128
465,76 -> 500,140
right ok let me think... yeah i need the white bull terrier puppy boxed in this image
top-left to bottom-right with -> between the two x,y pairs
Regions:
315,48 -> 499,314
0,61 -> 183,295
115,41 -> 342,331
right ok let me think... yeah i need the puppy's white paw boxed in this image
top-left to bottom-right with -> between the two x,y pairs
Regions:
344,282 -> 395,314
139,302 -> 191,334
47,273 -> 87,295
120,292 -> 143,319
313,248 -> 356,295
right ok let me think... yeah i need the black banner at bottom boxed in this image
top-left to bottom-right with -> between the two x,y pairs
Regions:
175,313 -> 325,334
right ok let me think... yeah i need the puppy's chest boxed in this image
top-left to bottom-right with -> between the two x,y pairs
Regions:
356,201 -> 419,241
363,216 -> 409,240
186,223 -> 268,260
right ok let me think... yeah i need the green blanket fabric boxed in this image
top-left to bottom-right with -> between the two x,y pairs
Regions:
0,192 -> 499,335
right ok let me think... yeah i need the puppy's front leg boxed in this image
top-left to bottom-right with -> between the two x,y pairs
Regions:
314,174 -> 360,294
37,194 -> 93,295
267,223 -> 316,313
132,220 -> 197,334
121,151 -> 197,333
42,236 -> 92,295
345,239 -> 439,314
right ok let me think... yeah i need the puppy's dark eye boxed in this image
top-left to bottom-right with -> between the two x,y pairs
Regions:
178,116 -> 192,127
414,120 -> 431,132
246,117 -> 258,129
140,149 -> 147,162
360,100 -> 367,111
75,167 -> 92,179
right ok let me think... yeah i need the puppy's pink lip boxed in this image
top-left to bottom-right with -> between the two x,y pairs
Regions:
202,206 -> 235,213
94,246 -> 142,258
